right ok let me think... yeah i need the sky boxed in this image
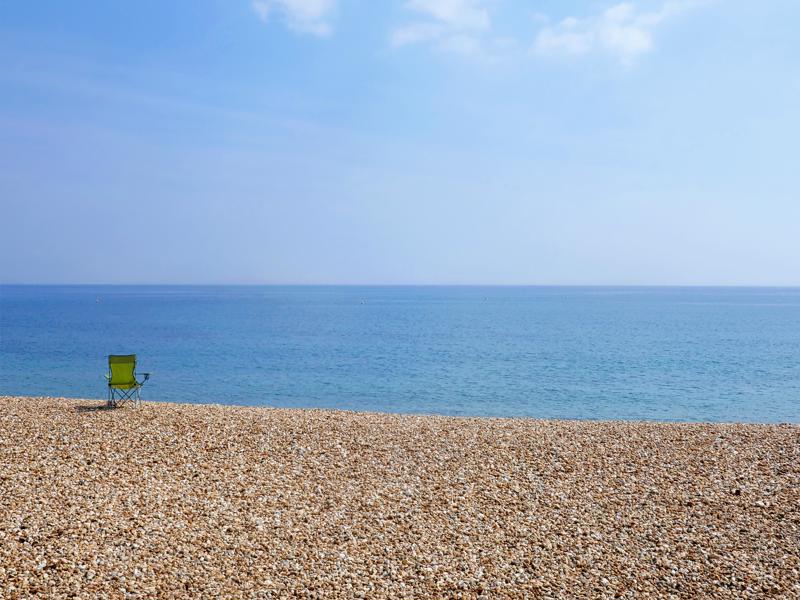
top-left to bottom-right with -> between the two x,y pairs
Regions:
0,0 -> 798,285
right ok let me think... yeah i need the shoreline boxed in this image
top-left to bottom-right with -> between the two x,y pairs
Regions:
1,396 -> 798,598
5,395 -> 797,425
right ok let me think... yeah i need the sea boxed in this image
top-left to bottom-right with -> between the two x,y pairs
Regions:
1,285 -> 798,422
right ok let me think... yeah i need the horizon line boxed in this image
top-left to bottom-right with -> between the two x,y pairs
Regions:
3,283 -> 800,288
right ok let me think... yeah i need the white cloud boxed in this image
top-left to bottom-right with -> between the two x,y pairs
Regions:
534,1 -> 700,65
404,0 -> 490,31
252,1 -> 271,21
391,0 -> 492,55
391,23 -> 446,48
251,0 -> 336,37
249,0 -> 704,65
438,33 -> 483,57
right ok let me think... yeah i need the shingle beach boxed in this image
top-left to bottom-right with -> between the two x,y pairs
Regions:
0,396 -> 798,599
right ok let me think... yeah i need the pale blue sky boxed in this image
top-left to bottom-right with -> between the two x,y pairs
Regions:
1,0 -> 798,284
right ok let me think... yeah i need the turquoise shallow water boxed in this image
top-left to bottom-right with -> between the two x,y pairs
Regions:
1,285 -> 799,422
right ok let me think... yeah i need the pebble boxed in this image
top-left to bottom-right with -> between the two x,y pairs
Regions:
0,396 -> 798,599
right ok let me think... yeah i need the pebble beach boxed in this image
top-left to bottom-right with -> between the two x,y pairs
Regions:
0,396 -> 798,599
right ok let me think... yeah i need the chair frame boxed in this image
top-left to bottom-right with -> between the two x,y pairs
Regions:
105,354 -> 150,408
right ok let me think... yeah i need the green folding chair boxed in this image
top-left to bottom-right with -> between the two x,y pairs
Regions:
105,354 -> 150,408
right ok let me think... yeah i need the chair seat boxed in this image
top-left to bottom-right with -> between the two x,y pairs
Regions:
109,381 -> 140,389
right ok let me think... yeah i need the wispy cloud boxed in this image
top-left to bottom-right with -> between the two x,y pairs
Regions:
391,22 -> 446,48
249,0 -> 705,65
404,0 -> 490,30
533,1 -> 701,65
251,0 -> 336,37
391,0 -> 492,56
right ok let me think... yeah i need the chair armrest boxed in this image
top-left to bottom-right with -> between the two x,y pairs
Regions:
104,374 -> 110,380
140,372 -> 151,382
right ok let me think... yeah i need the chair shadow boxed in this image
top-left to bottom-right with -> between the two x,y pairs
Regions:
76,404 -> 118,413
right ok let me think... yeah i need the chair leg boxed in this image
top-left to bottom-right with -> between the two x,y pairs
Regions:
107,387 -> 143,408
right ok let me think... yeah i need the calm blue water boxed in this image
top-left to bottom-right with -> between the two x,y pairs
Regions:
1,285 -> 799,422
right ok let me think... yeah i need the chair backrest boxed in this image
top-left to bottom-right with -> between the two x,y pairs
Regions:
108,354 -> 137,385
